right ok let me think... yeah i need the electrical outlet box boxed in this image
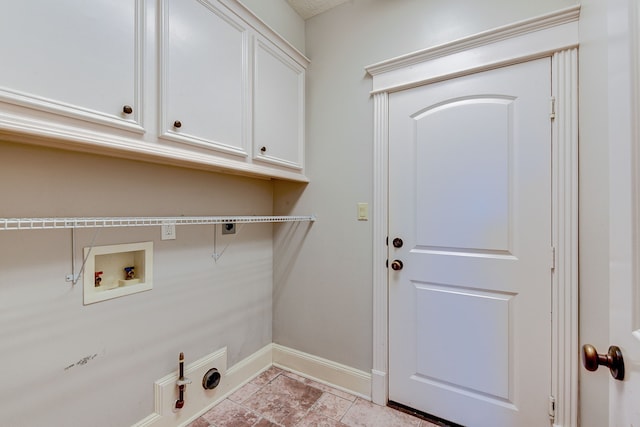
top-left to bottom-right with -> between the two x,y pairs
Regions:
222,223 -> 236,235
161,223 -> 176,240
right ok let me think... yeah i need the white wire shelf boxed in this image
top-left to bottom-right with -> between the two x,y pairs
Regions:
0,215 -> 316,231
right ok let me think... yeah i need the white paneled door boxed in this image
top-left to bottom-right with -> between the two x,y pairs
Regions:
606,0 -> 640,424
388,58 -> 552,427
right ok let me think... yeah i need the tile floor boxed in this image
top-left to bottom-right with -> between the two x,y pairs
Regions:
187,366 -> 441,427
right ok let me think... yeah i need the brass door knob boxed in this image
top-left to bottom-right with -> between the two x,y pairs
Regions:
391,260 -> 403,271
582,344 -> 625,380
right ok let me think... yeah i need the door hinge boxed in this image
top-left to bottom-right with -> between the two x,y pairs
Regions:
550,246 -> 556,270
548,395 -> 556,421
550,97 -> 556,120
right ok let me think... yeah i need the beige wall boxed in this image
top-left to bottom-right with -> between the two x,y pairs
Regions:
0,141 -> 275,425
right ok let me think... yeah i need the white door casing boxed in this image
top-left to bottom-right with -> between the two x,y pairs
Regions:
608,0 -> 640,425
388,58 -> 552,426
366,6 -> 580,426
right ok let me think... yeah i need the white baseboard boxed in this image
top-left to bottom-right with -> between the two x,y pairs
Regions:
132,343 -> 372,427
272,344 -> 371,400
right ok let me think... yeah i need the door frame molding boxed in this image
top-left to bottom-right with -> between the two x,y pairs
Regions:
365,6 -> 580,426
608,0 -> 640,424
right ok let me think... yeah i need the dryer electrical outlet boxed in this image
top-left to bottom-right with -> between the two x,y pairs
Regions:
222,223 -> 236,235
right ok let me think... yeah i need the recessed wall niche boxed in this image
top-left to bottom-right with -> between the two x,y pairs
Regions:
83,241 -> 153,305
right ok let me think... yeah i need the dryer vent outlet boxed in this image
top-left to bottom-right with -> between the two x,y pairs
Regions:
202,368 -> 221,390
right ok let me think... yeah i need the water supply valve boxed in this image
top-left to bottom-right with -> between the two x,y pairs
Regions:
175,352 -> 192,409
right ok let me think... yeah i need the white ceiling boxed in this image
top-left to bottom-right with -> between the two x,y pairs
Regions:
286,0 -> 349,20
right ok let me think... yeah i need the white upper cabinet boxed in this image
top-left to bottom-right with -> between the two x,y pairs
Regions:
253,36 -> 305,170
0,0 -> 309,182
160,0 -> 249,156
0,0 -> 143,132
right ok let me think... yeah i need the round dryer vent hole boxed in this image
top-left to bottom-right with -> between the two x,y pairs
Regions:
202,368 -> 221,390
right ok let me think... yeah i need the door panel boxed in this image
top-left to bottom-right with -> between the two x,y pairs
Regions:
389,58 -> 552,427
415,97 -> 513,252
415,285 -> 513,400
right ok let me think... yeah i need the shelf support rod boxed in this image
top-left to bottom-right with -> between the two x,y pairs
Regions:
66,228 -> 100,285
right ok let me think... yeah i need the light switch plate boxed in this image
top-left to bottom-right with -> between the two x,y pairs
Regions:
357,203 -> 369,221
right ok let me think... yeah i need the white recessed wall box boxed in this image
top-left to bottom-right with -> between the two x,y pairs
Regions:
83,241 -> 153,305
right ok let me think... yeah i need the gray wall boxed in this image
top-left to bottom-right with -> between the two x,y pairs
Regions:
274,0 -> 577,369
239,0 -> 305,53
273,0 -> 609,426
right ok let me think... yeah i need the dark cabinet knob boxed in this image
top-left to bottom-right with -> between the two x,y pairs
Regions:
122,105 -> 133,114
260,146 -> 266,153
392,238 -> 403,248
173,120 -> 182,128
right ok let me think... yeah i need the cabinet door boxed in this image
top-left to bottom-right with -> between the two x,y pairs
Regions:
253,37 -> 305,170
0,0 -> 143,131
160,0 -> 249,156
